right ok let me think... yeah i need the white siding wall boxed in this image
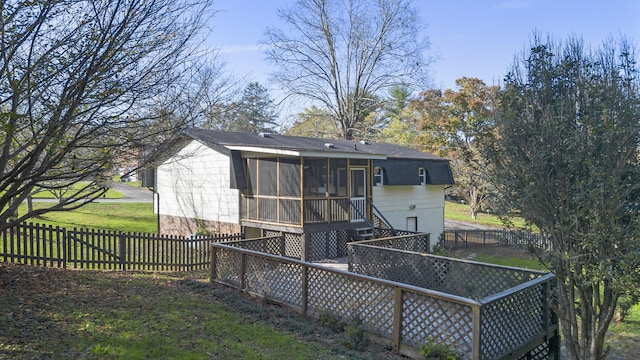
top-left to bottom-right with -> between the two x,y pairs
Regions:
372,185 -> 445,239
155,140 -> 239,224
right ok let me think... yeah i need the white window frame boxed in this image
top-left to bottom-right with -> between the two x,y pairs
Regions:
418,167 -> 427,185
373,166 -> 384,186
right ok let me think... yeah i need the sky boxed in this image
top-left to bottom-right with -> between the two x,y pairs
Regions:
202,0 -> 640,119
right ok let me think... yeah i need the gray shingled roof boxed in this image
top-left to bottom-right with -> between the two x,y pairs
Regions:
184,128 -> 448,161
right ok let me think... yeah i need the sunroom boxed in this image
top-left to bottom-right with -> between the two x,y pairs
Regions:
239,155 -> 378,233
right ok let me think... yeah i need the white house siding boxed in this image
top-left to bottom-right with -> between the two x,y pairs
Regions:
156,140 -> 240,234
372,185 -> 445,242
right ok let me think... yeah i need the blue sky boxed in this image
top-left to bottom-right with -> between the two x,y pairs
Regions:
203,0 -> 640,116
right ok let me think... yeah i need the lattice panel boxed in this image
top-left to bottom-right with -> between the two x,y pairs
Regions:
212,236 -> 556,360
376,228 -> 394,238
437,261 -> 539,299
308,232 -> 327,261
481,285 -> 545,359
265,237 -> 283,256
212,249 -> 242,288
402,290 -> 473,358
518,341 -> 553,360
366,235 -> 430,253
307,267 -> 395,338
284,233 -> 303,258
243,255 -> 303,308
350,244 -> 542,300
307,230 -> 343,260
336,229 -> 350,256
326,231 -> 338,258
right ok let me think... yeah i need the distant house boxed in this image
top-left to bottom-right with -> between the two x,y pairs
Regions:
151,129 -> 453,249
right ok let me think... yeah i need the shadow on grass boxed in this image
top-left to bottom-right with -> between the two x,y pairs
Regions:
0,264 -> 402,360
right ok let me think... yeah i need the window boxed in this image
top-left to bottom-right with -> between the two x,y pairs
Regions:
418,167 -> 427,185
373,166 -> 383,186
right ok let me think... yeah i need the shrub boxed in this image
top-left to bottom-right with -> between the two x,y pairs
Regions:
344,316 -> 367,351
420,337 -> 461,360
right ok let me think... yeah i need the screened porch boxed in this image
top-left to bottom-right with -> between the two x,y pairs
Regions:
240,156 -> 372,228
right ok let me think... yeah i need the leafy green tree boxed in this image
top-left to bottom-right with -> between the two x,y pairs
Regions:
0,0 -> 213,230
285,106 -> 337,138
264,0 -> 430,139
378,85 -> 418,147
410,78 -> 498,218
228,82 -> 278,133
482,35 -> 640,360
204,82 -> 278,133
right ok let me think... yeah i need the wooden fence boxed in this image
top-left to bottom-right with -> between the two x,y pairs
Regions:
442,229 -> 551,250
0,222 -> 241,271
210,234 -> 559,360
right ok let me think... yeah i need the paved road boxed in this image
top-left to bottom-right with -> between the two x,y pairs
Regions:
105,182 -> 153,202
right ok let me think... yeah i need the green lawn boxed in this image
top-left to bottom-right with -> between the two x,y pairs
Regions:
7,198 -> 638,359
471,252 -> 546,271
19,202 -> 156,233
30,183 -> 125,199
445,200 -> 529,228
0,264 -> 399,360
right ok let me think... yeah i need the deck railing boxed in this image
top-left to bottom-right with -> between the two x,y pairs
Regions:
210,234 -> 559,359
241,196 -> 354,225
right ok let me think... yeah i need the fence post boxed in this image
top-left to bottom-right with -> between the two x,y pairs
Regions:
119,233 -> 126,271
424,234 -> 430,253
391,286 -> 403,353
209,244 -> 217,282
472,304 -> 482,360
454,230 -> 458,248
302,233 -> 310,261
280,235 -> 286,257
239,253 -> 246,290
301,265 -> 308,315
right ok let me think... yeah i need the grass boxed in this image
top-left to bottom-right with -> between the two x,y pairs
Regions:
0,264 -> 401,360
19,202 -> 156,233
445,200 -> 528,228
30,183 -> 124,199
472,252 -> 546,271
6,197 -> 638,358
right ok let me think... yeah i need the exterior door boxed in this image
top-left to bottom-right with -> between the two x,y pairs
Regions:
407,217 -> 417,232
350,168 -> 366,222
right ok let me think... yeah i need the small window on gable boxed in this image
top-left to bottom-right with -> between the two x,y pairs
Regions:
374,166 -> 384,186
418,167 -> 427,185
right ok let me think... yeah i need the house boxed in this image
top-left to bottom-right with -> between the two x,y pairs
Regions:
151,129 -> 453,253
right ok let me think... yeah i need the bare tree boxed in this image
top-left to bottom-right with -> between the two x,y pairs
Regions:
0,0 -> 214,230
264,0 -> 430,139
142,58 -> 237,140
